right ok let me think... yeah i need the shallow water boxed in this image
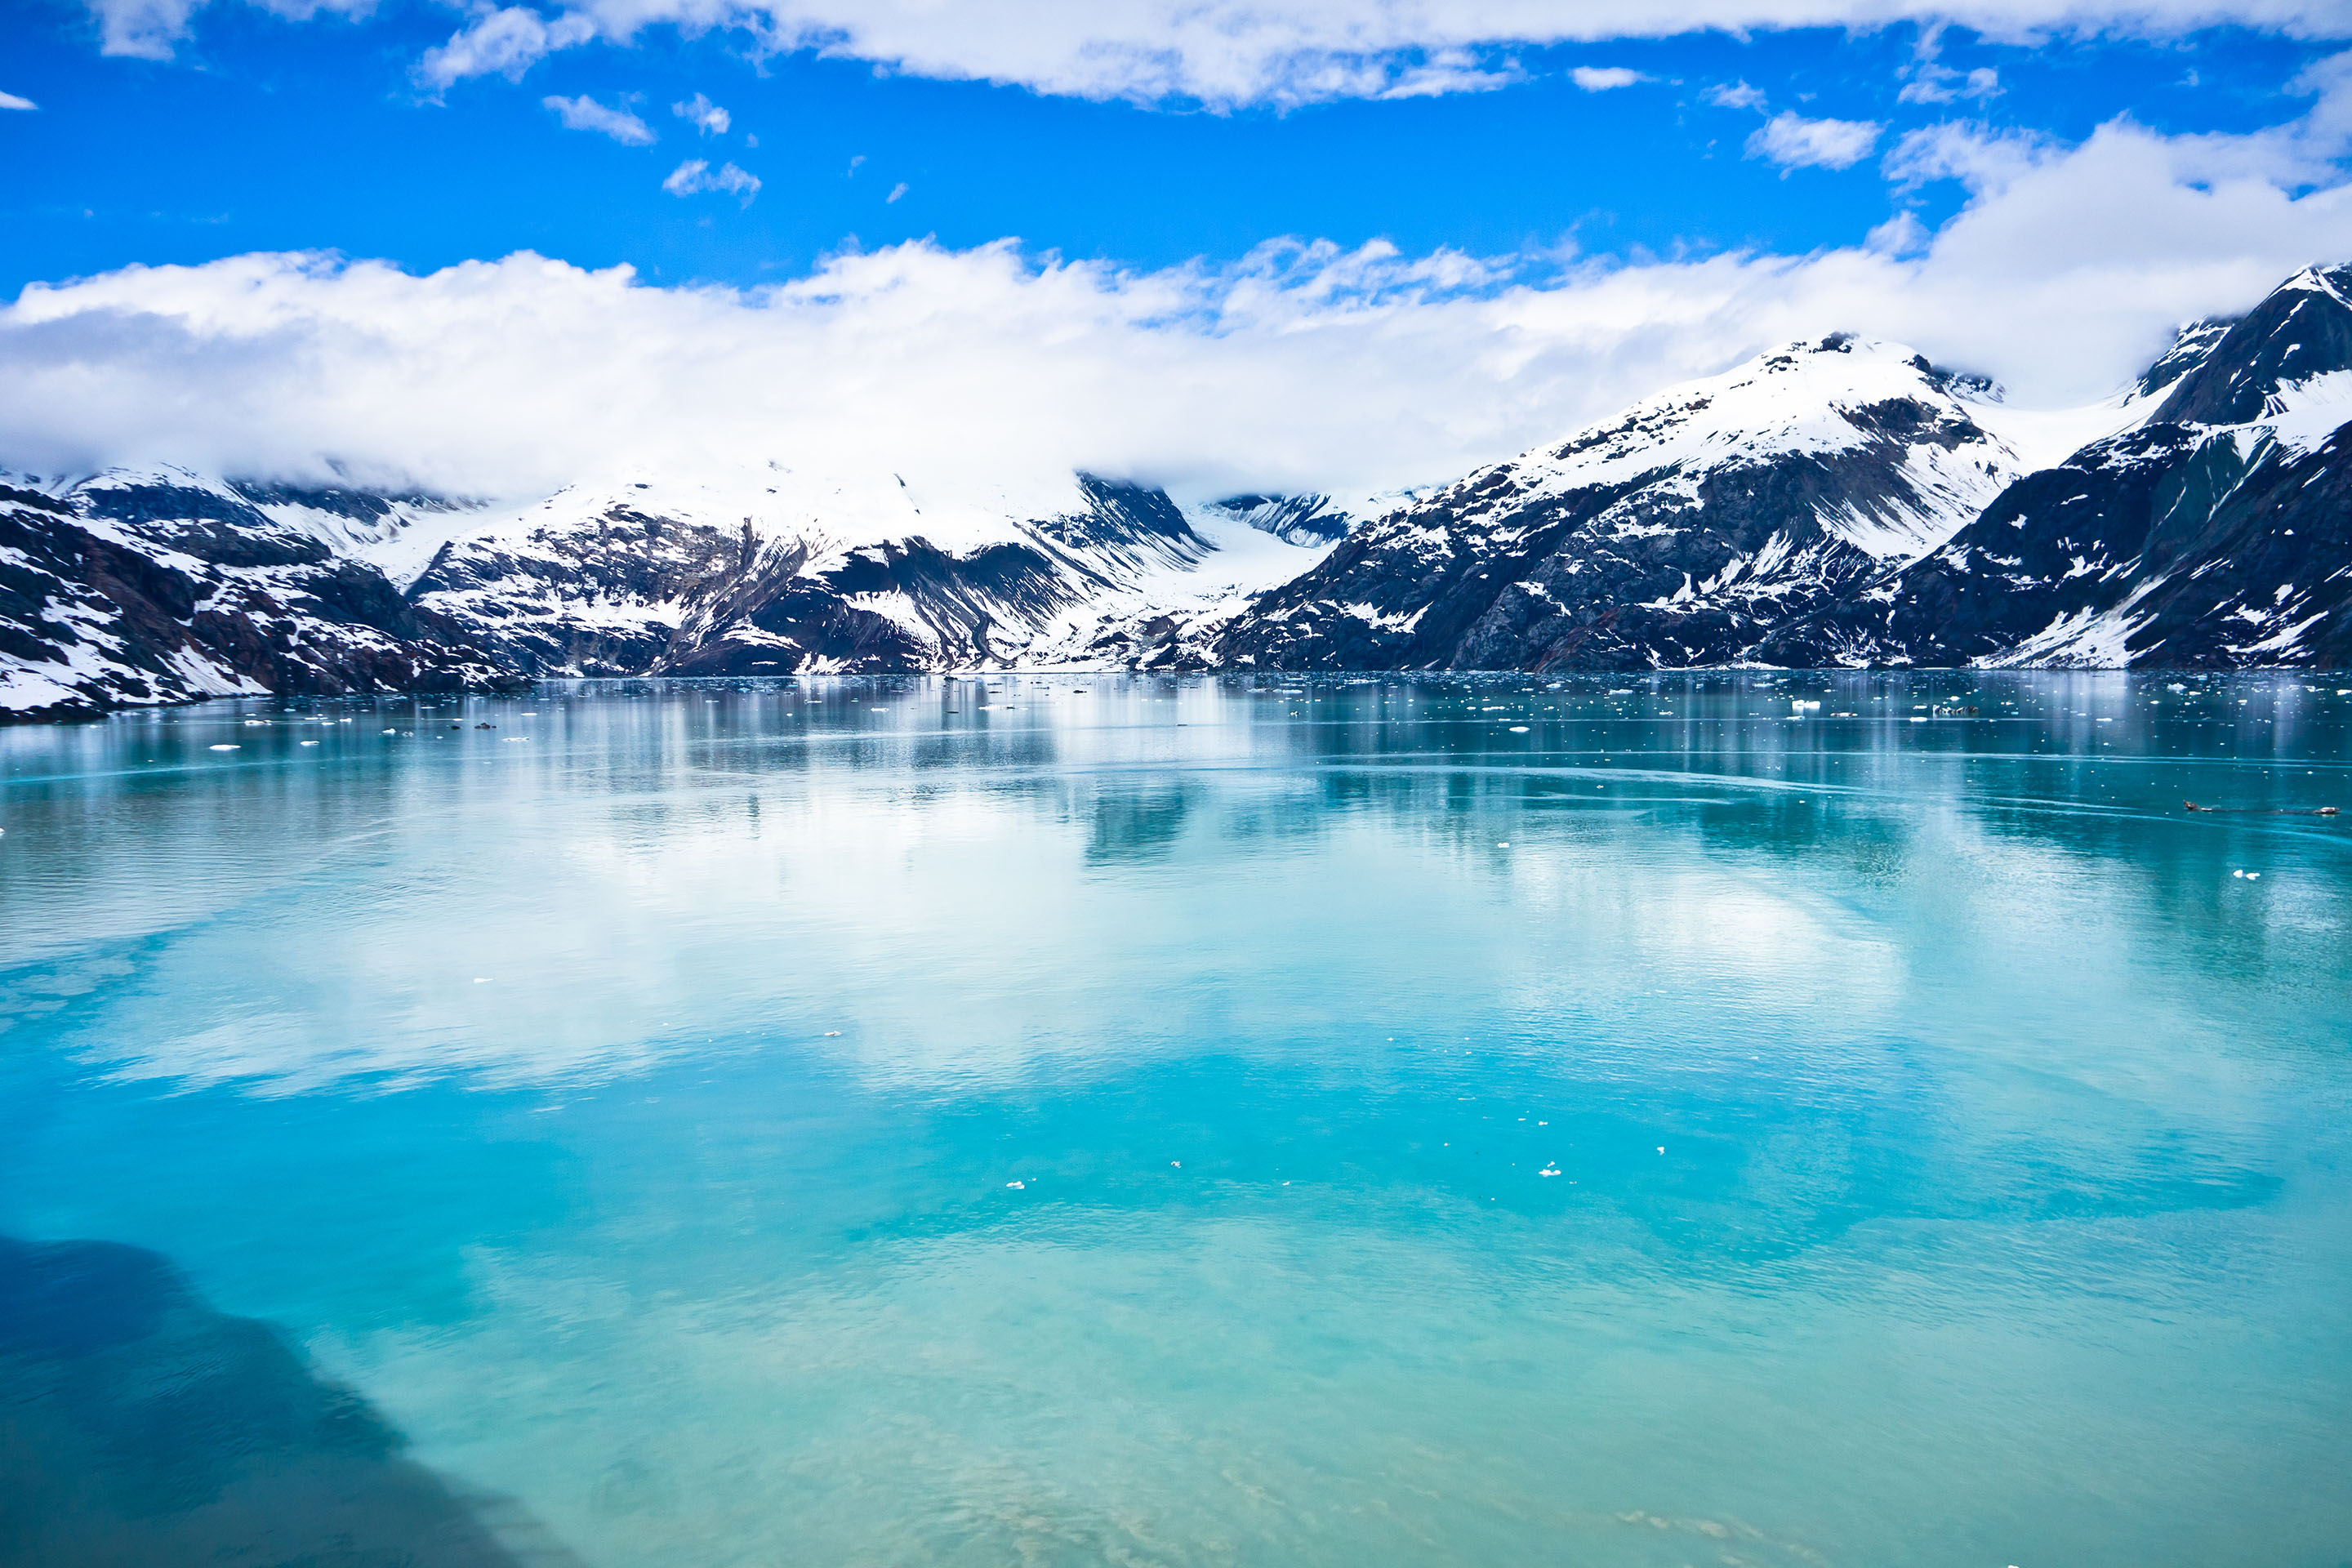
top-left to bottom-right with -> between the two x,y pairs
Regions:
3,671 -> 2350,1568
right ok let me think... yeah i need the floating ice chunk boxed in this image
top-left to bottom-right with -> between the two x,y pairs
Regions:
299,741 -> 318,747
1170,1160 -> 1181,1168
2233,869 -> 2246,878
1006,1181 -> 1024,1190
1539,1167 -> 1560,1178
1657,1146 -> 1666,1154
472,978 -> 491,984
208,744 -> 239,751
1508,725 -> 1530,733
2247,872 -> 2261,880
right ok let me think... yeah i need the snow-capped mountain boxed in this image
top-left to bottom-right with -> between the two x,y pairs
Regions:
0,462 -> 1334,719
1758,266 -> 2352,669
0,469 -> 508,719
10,265 -> 2351,721
1208,335 -> 2054,670
388,467 -> 1231,676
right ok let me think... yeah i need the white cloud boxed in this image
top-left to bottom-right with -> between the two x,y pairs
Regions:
9,82 -> 2352,506
543,93 -> 657,143
1704,79 -> 1771,109
886,181 -> 909,203
1865,209 -> 1934,255
662,157 -> 760,203
1885,119 -> 2056,190
0,91 -> 37,111
82,0 -> 2352,103
416,6 -> 595,92
1746,110 -> 1885,171
81,0 -> 370,61
1368,49 -> 1522,99
673,91 -> 730,134
1900,62 -> 2003,100
1570,65 -> 1645,91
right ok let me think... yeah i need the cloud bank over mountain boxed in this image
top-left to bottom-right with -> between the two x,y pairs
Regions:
7,96 -> 2352,501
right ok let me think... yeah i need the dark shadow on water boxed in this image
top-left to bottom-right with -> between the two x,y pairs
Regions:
0,1234 -> 581,1568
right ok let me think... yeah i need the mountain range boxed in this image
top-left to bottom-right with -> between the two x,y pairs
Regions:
7,264 -> 2350,720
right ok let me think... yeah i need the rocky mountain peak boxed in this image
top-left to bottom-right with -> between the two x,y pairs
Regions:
2154,262 -> 2352,427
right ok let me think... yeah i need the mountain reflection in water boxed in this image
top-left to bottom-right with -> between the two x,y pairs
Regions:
1,672 -> 2347,1568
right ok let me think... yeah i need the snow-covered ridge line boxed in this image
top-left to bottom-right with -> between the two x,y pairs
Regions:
9,261 -> 2352,716
0,460 -> 1340,718
1757,262 -> 2352,670
1209,332 -> 2069,671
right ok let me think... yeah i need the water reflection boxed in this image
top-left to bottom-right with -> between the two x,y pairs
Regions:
2,673 -> 2341,1094
1,674 -> 2348,1568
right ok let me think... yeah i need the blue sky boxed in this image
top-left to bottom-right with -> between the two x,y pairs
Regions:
7,1 -> 2352,500
2,2 -> 2332,292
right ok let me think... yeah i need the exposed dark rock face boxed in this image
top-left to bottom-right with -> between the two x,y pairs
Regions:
1212,337 -> 2029,671
1761,267 -> 2352,669
11,265 -> 2350,715
0,467 -> 1249,716
0,1233 -> 581,1567
406,474 -> 1213,677
1,474 -> 507,721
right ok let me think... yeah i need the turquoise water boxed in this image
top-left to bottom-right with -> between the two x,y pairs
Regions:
3,672 -> 2350,1567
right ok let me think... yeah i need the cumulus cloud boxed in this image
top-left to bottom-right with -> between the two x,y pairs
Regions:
673,91 -> 729,134
1570,65 -> 1646,91
662,157 -> 760,203
1747,110 -> 1885,170
1704,79 -> 1771,109
886,181 -> 909,203
80,0 -> 2352,103
9,86 -> 2352,505
0,91 -> 38,110
543,92 -> 656,142
417,5 -> 595,91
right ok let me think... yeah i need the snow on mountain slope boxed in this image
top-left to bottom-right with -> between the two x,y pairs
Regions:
1211,335 -> 2058,671
1183,488 -> 1432,548
388,465 -> 1328,676
1760,266 -> 2352,670
1,467 -> 506,719
1,457 -> 1339,716
12,267 -> 2346,717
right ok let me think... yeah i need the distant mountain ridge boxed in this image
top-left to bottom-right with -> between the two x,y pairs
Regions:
0,464 -> 1335,719
7,263 -> 2349,719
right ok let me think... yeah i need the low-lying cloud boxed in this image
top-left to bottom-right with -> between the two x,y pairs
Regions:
6,106 -> 2352,505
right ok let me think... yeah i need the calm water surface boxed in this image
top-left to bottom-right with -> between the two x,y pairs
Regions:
2,672 -> 2349,1567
